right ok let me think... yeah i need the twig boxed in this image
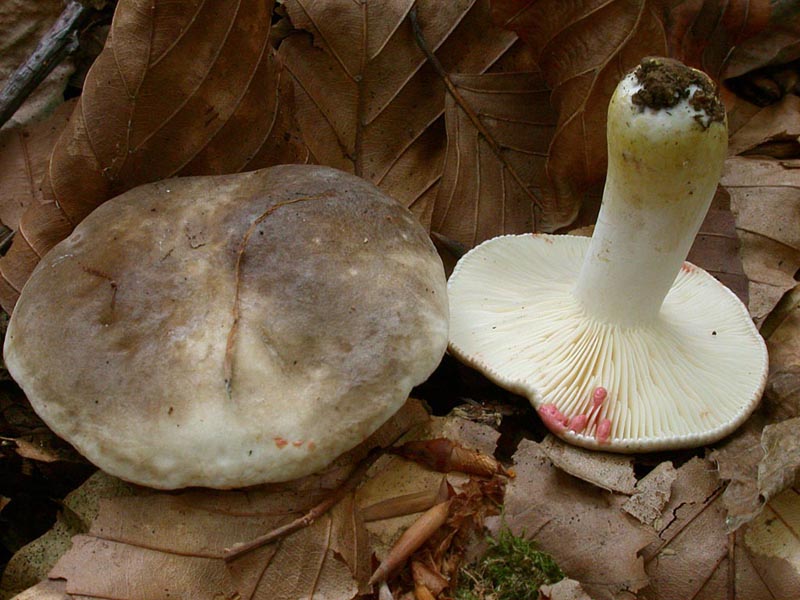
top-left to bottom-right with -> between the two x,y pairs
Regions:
0,0 -> 93,129
407,6 -> 544,222
223,449 -> 382,562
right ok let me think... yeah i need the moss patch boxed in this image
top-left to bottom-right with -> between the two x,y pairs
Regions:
455,528 -> 564,600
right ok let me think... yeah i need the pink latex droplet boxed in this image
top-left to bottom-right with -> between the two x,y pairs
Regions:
592,387 -> 607,409
539,404 -> 568,432
568,414 -> 588,433
596,419 -> 612,443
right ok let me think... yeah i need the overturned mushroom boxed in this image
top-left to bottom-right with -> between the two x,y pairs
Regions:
447,58 -> 768,452
4,165 -> 449,489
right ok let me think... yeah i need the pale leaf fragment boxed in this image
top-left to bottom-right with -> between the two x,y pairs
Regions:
622,461 -> 677,527
539,435 -> 636,495
539,578 -> 593,600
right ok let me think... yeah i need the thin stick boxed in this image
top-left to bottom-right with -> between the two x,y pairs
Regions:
0,1 -> 94,129
223,450 -> 382,562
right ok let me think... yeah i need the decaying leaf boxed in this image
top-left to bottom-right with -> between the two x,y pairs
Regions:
539,578 -> 594,600
721,156 -> 800,323
431,71 -> 558,244
0,101 -> 73,231
728,94 -> 800,156
743,486 -> 800,580
0,0 -> 308,313
622,461 -> 678,528
539,435 -> 636,495
498,440 -> 657,600
640,457 -> 800,599
279,0 -> 518,229
491,0 -> 668,229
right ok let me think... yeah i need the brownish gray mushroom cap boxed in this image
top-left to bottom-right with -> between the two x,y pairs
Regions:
4,165 -> 449,489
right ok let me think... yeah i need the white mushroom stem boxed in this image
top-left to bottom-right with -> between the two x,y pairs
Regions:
572,62 -> 728,327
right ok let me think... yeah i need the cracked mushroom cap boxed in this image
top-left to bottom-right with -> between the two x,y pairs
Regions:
4,165 -> 449,489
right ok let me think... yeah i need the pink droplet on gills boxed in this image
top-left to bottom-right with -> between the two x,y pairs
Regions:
596,418 -> 612,443
568,414 -> 588,433
592,387 -> 607,409
539,404 -> 568,432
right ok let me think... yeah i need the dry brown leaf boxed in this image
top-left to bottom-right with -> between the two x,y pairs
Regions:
722,0 -> 800,79
743,486 -> 800,581
0,0 -> 73,127
663,0 -> 772,79
640,457 -> 800,599
539,435 -> 636,495
721,156 -> 800,323
0,0 -> 308,313
728,94 -> 800,156
278,0 -> 517,228
491,0 -> 668,229
687,188 -> 751,304
622,461 -> 678,527
0,100 -> 73,231
498,439 -> 657,600
431,71 -> 558,245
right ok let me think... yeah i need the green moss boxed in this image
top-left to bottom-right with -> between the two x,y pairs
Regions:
455,528 -> 564,600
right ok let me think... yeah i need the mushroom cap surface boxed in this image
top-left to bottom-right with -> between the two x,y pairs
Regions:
5,165 -> 449,489
447,234 -> 768,452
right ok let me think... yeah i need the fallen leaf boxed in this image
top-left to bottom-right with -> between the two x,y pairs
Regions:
743,485 -> 800,580
721,156 -> 800,323
663,0 -> 772,79
640,457 -> 800,599
498,439 -> 657,600
491,0 -> 668,229
280,0 -> 518,229
0,0 -> 74,127
0,100 -> 74,231
539,578 -> 594,600
431,71 -> 558,245
722,0 -> 800,79
0,0 -> 308,313
539,435 -> 637,495
728,94 -> 800,156
622,461 -> 678,527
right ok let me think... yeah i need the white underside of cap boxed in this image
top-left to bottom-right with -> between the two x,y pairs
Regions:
448,234 -> 769,452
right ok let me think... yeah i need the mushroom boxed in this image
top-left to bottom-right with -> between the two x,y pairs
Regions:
4,165 -> 449,489
447,58 -> 768,451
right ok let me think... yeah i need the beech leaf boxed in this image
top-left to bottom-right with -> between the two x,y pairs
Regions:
641,457 -> 800,599
721,156 -> 800,323
0,0 -> 308,313
491,0 -> 668,229
431,71 -> 558,245
278,0 -> 517,227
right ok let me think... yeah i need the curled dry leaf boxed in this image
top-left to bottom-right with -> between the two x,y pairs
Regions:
278,0 -> 517,227
491,0 -> 668,229
431,71 -> 558,244
0,0 -> 308,313
721,157 -> 800,324
728,94 -> 800,156
640,457 -> 800,599
499,440 -> 657,600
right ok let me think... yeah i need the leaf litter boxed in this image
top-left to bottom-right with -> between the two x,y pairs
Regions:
2,0 -> 800,598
